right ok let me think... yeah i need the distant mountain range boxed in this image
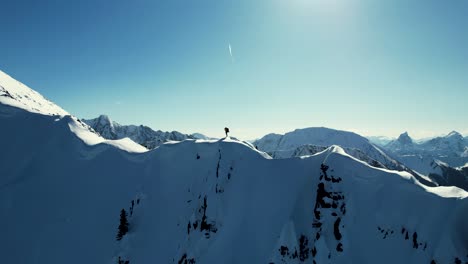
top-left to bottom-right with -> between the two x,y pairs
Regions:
252,128 -> 468,191
385,131 -> 467,159
382,131 -> 468,191
1,69 -> 468,264
83,113 -> 468,191
82,115 -> 198,149
254,127 -> 402,169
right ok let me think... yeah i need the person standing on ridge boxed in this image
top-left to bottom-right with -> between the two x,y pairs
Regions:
224,127 -> 230,138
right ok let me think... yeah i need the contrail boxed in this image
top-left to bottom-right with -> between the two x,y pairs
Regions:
228,43 -> 234,62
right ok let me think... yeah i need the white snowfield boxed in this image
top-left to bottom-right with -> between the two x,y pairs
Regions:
1,70 -> 468,264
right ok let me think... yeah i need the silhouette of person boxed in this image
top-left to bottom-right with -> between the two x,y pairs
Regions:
224,127 -> 230,137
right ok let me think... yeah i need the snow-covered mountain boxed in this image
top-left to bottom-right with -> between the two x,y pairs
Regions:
385,132 -> 415,153
0,70 -> 146,153
420,131 -> 467,158
386,131 -> 467,164
83,115 -> 195,149
271,144 -> 391,169
254,127 -> 402,171
383,131 -> 468,190
1,70 -> 468,263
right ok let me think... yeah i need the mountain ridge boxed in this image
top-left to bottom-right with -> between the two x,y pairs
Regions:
82,115 -> 196,149
1,69 -> 467,263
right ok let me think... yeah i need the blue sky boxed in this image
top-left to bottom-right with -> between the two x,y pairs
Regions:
1,0 -> 467,139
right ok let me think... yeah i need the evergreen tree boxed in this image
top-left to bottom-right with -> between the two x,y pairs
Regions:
116,209 -> 129,241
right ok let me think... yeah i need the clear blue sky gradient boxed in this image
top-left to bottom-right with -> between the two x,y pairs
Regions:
1,0 -> 467,139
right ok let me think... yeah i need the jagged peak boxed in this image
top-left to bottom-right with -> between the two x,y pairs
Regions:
397,131 -> 413,145
96,114 -> 112,124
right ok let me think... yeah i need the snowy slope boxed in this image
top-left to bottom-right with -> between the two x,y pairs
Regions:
0,70 -> 68,116
83,115 -> 195,149
1,71 -> 468,263
1,107 -> 468,264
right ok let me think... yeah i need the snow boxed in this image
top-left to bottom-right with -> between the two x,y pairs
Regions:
191,133 -> 217,140
0,71 -> 147,154
2,104 -> 468,263
0,70 -> 68,116
383,131 -> 468,190
385,131 -> 468,167
254,127 -> 403,172
67,116 -> 146,153
1,70 -> 468,263
83,115 -> 195,149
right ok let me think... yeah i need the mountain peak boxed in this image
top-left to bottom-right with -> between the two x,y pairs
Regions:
446,130 -> 462,138
96,114 -> 112,125
397,132 -> 413,145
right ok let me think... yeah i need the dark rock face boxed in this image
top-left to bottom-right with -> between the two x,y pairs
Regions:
397,132 -> 413,145
413,232 -> 419,249
177,149 -> 237,263
311,164 -> 346,261
298,235 -> 309,261
178,254 -> 195,264
272,163 -> 346,263
429,164 -> 468,192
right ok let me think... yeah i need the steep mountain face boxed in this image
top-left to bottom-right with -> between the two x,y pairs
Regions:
385,132 -> 415,154
427,161 -> 468,191
83,115 -> 195,149
2,70 -> 468,264
254,127 -> 402,171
